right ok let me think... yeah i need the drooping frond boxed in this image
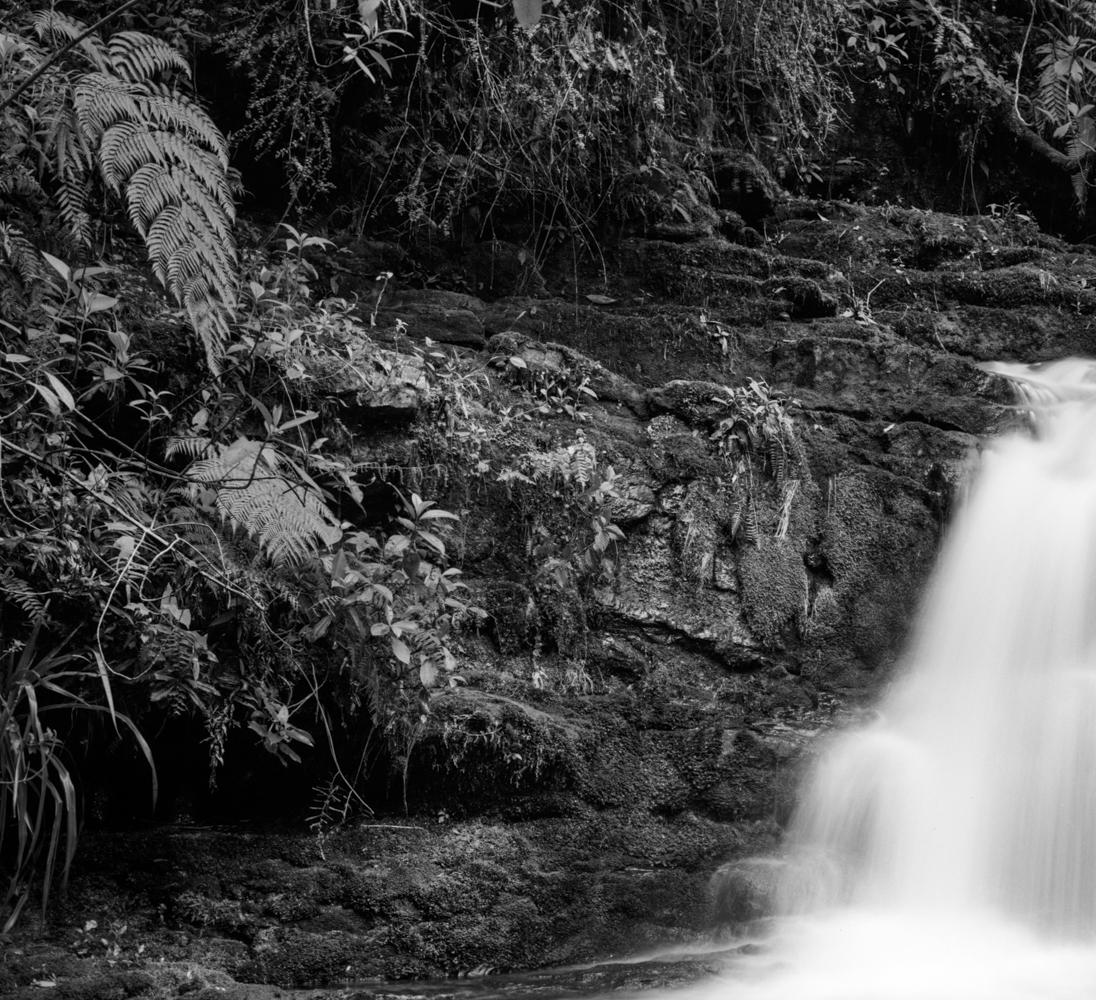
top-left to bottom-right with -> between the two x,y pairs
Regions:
108,31 -> 190,83
188,437 -> 342,566
73,72 -> 144,136
74,40 -> 236,370
32,9 -> 108,71
13,15 -> 238,370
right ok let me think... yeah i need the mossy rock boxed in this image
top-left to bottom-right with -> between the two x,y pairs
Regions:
737,538 -> 807,649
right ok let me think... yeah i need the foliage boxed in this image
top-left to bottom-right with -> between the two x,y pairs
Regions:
0,201 -> 484,924
353,2 -> 688,251
710,379 -> 802,546
0,630 -> 153,932
0,9 -> 237,368
324,0 -> 851,245
840,0 -> 1096,211
206,0 -> 410,208
497,433 -> 625,662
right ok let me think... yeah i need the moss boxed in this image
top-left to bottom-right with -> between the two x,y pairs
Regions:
259,892 -> 320,923
172,892 -> 250,936
647,379 -> 728,426
761,276 -> 838,318
244,928 -> 369,988
532,577 -> 588,659
410,689 -> 588,808
52,972 -> 156,1000
475,580 -> 540,654
737,538 -> 807,648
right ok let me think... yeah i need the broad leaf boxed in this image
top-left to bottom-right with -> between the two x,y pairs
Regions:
512,0 -> 543,31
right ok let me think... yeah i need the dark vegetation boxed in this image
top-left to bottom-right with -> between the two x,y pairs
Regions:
0,0 -> 1094,953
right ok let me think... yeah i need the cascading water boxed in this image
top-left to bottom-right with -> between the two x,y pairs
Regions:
696,359 -> 1096,999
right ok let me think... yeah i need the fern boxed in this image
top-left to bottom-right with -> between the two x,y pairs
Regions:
69,37 -> 237,369
742,499 -> 760,548
188,437 -> 342,566
521,435 -> 599,487
165,435 -> 213,461
108,32 -> 189,83
0,225 -> 43,285
0,224 -> 48,322
307,777 -> 351,860
5,12 -> 238,369
0,571 -> 48,622
1035,40 -> 1071,128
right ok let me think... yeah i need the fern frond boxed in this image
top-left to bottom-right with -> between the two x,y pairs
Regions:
0,225 -> 44,285
743,499 -> 759,547
0,570 -> 48,621
0,164 -> 46,204
108,31 -> 190,84
54,176 -> 92,245
138,87 -> 231,169
60,28 -> 238,371
188,438 -> 341,566
183,281 -> 233,365
74,72 -> 144,138
8,14 -> 238,370
165,435 -> 213,460
32,9 -> 109,71
152,207 -> 236,303
568,439 -> 596,487
1035,42 -> 1072,126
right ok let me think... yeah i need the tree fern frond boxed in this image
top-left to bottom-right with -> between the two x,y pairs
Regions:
15,14 -> 237,371
140,86 -> 230,169
108,31 -> 190,83
1035,42 -> 1072,126
124,161 -> 175,234
32,9 -> 109,71
165,435 -> 213,460
146,204 -> 234,300
188,438 -> 341,566
184,281 -> 233,367
171,241 -> 236,311
75,78 -> 145,146
99,121 -> 170,188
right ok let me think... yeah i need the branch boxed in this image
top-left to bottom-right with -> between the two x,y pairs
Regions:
0,0 -> 141,114
993,100 -> 1088,174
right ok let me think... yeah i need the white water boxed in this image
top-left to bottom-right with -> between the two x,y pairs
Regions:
700,359 -> 1096,999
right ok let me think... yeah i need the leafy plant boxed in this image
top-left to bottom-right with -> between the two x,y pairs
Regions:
840,0 -> 1096,211
184,435 -> 343,567
710,379 -> 801,545
0,630 -> 155,931
0,8 -> 237,368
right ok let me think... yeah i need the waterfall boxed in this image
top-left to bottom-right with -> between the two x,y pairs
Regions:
702,359 -> 1096,999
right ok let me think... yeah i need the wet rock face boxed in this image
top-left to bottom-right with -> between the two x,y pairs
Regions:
44,201 -> 1091,991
